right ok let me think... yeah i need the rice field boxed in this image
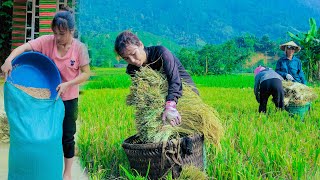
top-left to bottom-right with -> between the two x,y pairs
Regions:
78,68 -> 320,179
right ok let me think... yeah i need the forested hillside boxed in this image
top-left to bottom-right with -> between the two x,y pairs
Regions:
78,0 -> 320,46
81,31 -> 181,67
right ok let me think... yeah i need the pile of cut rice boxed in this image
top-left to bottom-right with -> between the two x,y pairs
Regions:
282,81 -> 318,106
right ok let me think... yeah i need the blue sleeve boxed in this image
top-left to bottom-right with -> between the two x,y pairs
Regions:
275,59 -> 287,79
298,60 -> 307,84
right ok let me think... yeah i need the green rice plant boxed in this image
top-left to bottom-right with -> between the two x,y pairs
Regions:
119,164 -> 149,180
192,74 -> 254,88
86,68 -> 255,89
178,166 -> 208,180
84,74 -> 131,90
88,168 -> 107,180
119,165 -> 178,180
82,68 -> 131,90
200,87 -> 320,179
77,88 -> 135,178
77,69 -> 320,179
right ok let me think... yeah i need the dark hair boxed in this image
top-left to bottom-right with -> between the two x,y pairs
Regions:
51,6 -> 75,31
114,31 -> 141,57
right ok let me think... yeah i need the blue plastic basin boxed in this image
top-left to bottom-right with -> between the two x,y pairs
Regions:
7,52 -> 61,99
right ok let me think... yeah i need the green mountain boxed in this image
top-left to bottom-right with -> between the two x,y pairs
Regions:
78,0 -> 320,46
81,31 -> 181,67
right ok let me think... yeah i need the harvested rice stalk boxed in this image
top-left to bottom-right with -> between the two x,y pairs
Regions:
13,84 -> 51,99
178,165 -> 208,180
282,81 -> 318,106
0,115 -> 9,143
177,85 -> 223,146
127,66 -> 223,146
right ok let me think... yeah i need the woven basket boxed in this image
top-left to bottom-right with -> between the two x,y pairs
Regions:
122,134 -> 204,179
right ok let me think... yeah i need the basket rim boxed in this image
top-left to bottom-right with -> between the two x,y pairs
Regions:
286,102 -> 311,108
122,133 -> 204,150
122,134 -> 163,149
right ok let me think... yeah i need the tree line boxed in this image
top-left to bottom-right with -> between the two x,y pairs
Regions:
1,1 -> 319,82
177,34 -> 282,75
0,0 -> 13,64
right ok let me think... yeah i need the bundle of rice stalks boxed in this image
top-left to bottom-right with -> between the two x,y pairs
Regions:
127,67 -> 174,143
127,67 -> 223,146
282,81 -> 318,106
177,85 -> 223,146
178,165 -> 208,180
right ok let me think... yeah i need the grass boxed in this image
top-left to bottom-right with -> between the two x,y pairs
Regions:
77,68 -> 320,179
77,88 -> 135,178
85,68 -> 254,89
83,68 -> 131,90
193,74 -> 254,88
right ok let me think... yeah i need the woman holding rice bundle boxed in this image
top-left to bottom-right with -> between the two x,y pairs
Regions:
276,41 -> 307,85
1,7 -> 90,180
114,30 -> 199,127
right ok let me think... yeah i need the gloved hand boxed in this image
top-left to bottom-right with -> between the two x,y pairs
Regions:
162,101 -> 181,126
286,74 -> 294,81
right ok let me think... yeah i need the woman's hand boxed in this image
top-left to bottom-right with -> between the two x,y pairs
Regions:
1,61 -> 13,80
56,82 -> 72,100
1,43 -> 32,80
162,101 -> 181,126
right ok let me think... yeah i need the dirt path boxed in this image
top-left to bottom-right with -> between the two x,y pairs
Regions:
0,143 -> 9,179
0,143 -> 88,180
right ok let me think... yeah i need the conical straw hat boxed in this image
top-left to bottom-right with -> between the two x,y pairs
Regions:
279,41 -> 301,53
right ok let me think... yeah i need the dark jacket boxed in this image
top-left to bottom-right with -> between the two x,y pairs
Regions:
275,56 -> 306,84
254,68 -> 283,102
126,46 -> 198,103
